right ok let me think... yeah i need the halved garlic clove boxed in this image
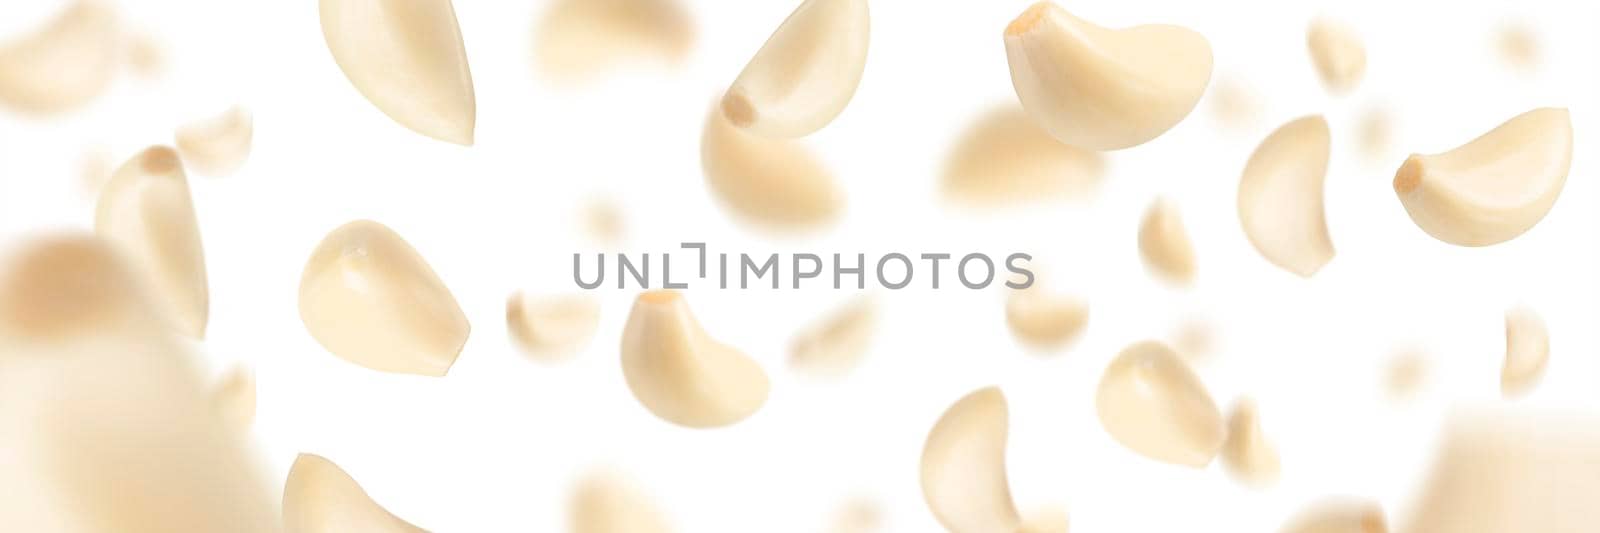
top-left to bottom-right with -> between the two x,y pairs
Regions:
534,0 -> 694,83
505,291 -> 600,361
1238,115 -> 1335,277
298,220 -> 469,377
283,454 -> 427,533
1018,507 -> 1070,533
319,0 -> 476,145
1003,2 -> 1213,150
701,104 -> 842,232
569,471 -> 673,533
789,295 -> 877,377
1392,108 -> 1571,246
94,146 -> 209,339
211,364 -> 256,430
1221,398 -> 1281,488
920,387 -> 1022,533
0,0 -> 119,114
1138,198 -> 1196,286
1306,18 -> 1366,94
1501,307 -> 1549,397
1280,499 -> 1387,533
1096,341 -> 1224,467
1005,289 -> 1089,351
720,0 -> 869,138
175,105 -> 253,177
620,290 -> 769,427
941,105 -> 1106,207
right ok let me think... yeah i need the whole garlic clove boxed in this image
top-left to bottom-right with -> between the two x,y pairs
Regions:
1096,341 -> 1225,467
211,364 -> 257,430
569,471 -> 674,533
1306,18 -> 1367,94
620,290 -> 769,428
941,105 -> 1106,207
789,295 -> 877,378
1005,289 -> 1089,351
1501,307 -> 1549,397
1221,398 -> 1281,488
282,454 -> 427,533
505,291 -> 601,362
94,146 -> 209,339
319,0 -> 476,145
1238,115 -> 1335,277
721,0 -> 869,138
0,0 -> 119,114
920,387 -> 1022,533
1137,197 -> 1197,286
701,104 -> 843,232
174,105 -> 253,177
534,0 -> 694,83
1281,499 -> 1387,533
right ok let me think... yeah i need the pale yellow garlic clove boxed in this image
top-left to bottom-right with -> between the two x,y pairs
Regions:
1005,289 -> 1089,351
211,364 -> 256,430
94,146 -> 209,339
298,220 -> 469,377
1018,507 -> 1070,533
506,291 -> 600,361
1496,24 -> 1539,71
534,0 -> 694,83
175,105 -> 253,177
1383,350 -> 1429,401
789,295 -> 877,377
620,290 -> 769,427
1003,2 -> 1212,150
569,471 -> 673,533
1306,18 -> 1366,94
1393,108 -> 1570,246
1356,105 -> 1393,161
1238,115 -> 1334,277
123,30 -> 165,78
319,0 -> 476,145
283,454 -> 427,533
941,105 -> 1106,207
1281,499 -> 1387,533
0,0 -> 119,114
920,387 -> 1021,533
721,0 -> 869,138
1208,77 -> 1262,131
1096,341 -> 1224,467
701,104 -> 842,231
1138,198 -> 1196,286
829,498 -> 882,533
1501,306 -> 1548,397
1221,398 -> 1281,488
583,197 -> 625,244
0,236 -> 150,340
1169,317 -> 1216,362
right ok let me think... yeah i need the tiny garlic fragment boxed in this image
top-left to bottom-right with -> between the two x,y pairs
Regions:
1221,398 -> 1281,488
920,387 -> 1022,533
1501,306 -> 1549,397
319,0 -> 476,145
569,471 -> 674,533
1238,115 -> 1335,277
701,104 -> 843,232
1393,108 -> 1571,246
1018,507 -> 1070,533
583,197 -> 626,244
1496,23 -> 1539,71
1169,317 -> 1216,362
211,364 -> 256,430
1383,350 -> 1429,401
534,0 -> 694,83
505,291 -> 600,361
1138,197 -> 1197,286
941,105 -> 1106,207
620,290 -> 769,428
1280,499 -> 1387,533
1208,77 -> 1262,131
124,30 -> 165,77
283,454 -> 427,533
829,498 -> 882,533
1096,341 -> 1225,467
1005,289 -> 1089,351
789,295 -> 877,378
175,105 -> 253,177
721,0 -> 869,138
0,0 -> 119,114
1356,105 -> 1393,161
95,146 -> 210,338
1306,18 -> 1366,94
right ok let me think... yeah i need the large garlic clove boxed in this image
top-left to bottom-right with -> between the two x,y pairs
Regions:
175,105 -> 253,177
94,146 -> 209,339
1137,197 -> 1196,286
505,291 -> 600,362
1096,341 -> 1224,467
1003,2 -> 1213,150
789,295 -> 877,377
319,0 -> 476,145
211,364 -> 257,430
0,0 -> 119,114
1018,507 -> 1070,533
701,104 -> 842,232
1306,18 -> 1366,94
534,0 -> 694,83
1281,499 -> 1387,533
1221,398 -> 1281,488
1501,307 -> 1549,397
569,471 -> 674,533
620,290 -> 769,428
920,387 -> 1021,533
1238,115 -> 1335,277
283,454 -> 427,533
298,220 -> 469,377
720,0 -> 869,138
1005,289 -> 1089,351
1392,108 -> 1571,246
941,105 -> 1106,207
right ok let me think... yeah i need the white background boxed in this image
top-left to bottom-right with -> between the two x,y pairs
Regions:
1,0 -> 1597,531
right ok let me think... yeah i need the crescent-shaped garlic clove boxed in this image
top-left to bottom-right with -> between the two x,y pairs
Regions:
1238,115 -> 1335,277
701,104 -> 843,232
721,0 -> 869,138
1096,341 -> 1225,467
283,454 -> 427,533
920,387 -> 1022,533
1138,198 -> 1196,286
175,105 -> 253,177
1005,289 -> 1089,351
1280,499 -> 1387,533
94,146 -> 209,339
569,471 -> 674,533
211,364 -> 257,430
1501,307 -> 1549,397
319,0 -> 476,145
620,290 -> 769,428
534,0 -> 694,83
789,295 -> 877,378
941,106 -> 1106,207
1221,398 -> 1281,488
0,0 -> 119,114
505,291 -> 600,362
1306,18 -> 1366,94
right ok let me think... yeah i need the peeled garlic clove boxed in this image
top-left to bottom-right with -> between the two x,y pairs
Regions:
1501,307 -> 1549,397
583,197 -> 625,244
569,471 -> 673,533
175,106 -> 253,177
506,291 -> 600,361
1496,24 -> 1539,71
0,0 -> 119,114
701,104 -> 842,231
1238,115 -> 1335,277
1004,2 -> 1212,150
920,387 -> 1021,533
829,498 -> 882,533
1138,198 -> 1196,285
283,454 -> 427,533
123,30 -> 165,78
941,106 -> 1106,207
1169,317 -> 1216,362
1018,507 -> 1070,533
720,0 -> 869,138
620,290 -> 769,427
789,295 -> 876,377
1392,108 -> 1571,246
211,365 -> 256,430
1384,350 -> 1429,401
534,0 -> 694,82
0,236 -> 148,340
1281,499 -> 1387,533
1096,341 -> 1224,467
1005,289 -> 1089,351
1306,18 -> 1366,94
298,220 -> 469,377
1221,398 -> 1281,488
1208,77 -> 1262,131
319,0 -> 476,145
94,146 -> 209,338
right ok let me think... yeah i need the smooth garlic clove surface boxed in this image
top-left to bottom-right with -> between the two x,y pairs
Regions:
1096,341 -> 1224,467
283,454 -> 427,533
1238,115 -> 1334,277
319,0 -> 476,145
1306,18 -> 1366,94
534,0 -> 694,83
789,295 -> 877,377
920,387 -> 1022,533
175,105 -> 253,177
1501,307 -> 1549,397
0,0 -> 119,114
1281,499 -> 1387,533
1005,289 -> 1089,351
701,104 -> 843,232
721,0 -> 869,138
1138,198 -> 1196,286
941,106 -> 1106,207
211,365 -> 257,430
1221,398 -> 1281,488
620,290 -> 769,428
94,146 -> 209,338
569,471 -> 674,533
505,291 -> 600,361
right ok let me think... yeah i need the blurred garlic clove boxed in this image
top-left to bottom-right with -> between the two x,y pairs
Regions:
0,236 -> 157,342
505,291 -> 600,361
1005,289 -> 1088,351
1501,307 -> 1548,397
583,197 -> 625,244
1096,341 -> 1224,467
1003,2 -> 1212,150
1496,23 -> 1539,71
1393,108 -> 1570,246
1208,77 -> 1262,131
1169,317 -> 1216,362
1281,499 -> 1387,533
829,498 -> 882,533
720,0 -> 869,138
620,290 -> 769,427
941,105 -> 1106,207
1306,18 -> 1366,94
569,471 -> 673,533
123,30 -> 165,78
534,0 -> 694,82
319,0 -> 476,145
1356,105 -> 1392,161
94,146 -> 209,338
1137,198 -> 1196,286
283,454 -> 427,533
175,105 -> 253,177
298,220 -> 469,377
0,0 -> 119,114
920,387 -> 1022,533
1221,398 -> 1281,488
1018,507 -> 1070,533
1238,115 -> 1334,277
79,147 -> 113,198
211,365 -> 256,430
701,104 -> 842,231
1384,350 -> 1429,401
789,295 -> 877,377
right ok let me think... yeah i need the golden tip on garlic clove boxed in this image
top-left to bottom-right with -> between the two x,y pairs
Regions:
941,105 -> 1106,207
1501,307 -> 1549,397
920,387 -> 1022,533
789,295 -> 877,378
1238,115 -> 1335,277
283,454 -> 428,533
1096,341 -> 1225,467
701,104 -> 843,232
175,105 -> 254,177
94,146 -> 210,339
0,0 -> 119,114
1306,18 -> 1367,94
1138,197 -> 1197,286
721,0 -> 869,138
1005,289 -> 1089,351
319,0 -> 476,145
1221,398 -> 1281,488
505,291 -> 600,361
620,290 -> 769,427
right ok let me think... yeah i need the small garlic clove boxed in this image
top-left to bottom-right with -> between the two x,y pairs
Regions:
620,290 -> 769,428
701,104 -> 843,232
1005,289 -> 1089,351
721,0 -> 869,138
1356,105 -> 1393,161
569,471 -> 673,533
1138,198 -> 1197,286
1004,2 -> 1212,150
211,364 -> 257,430
1501,307 -> 1549,397
1383,350 -> 1429,402
1208,77 -> 1263,131
1496,23 -> 1539,71
505,291 -> 600,361
1393,108 -> 1571,246
941,105 -> 1106,207
0,0 -> 119,114
175,105 -> 253,177
283,454 -> 427,533
1221,398 -> 1281,488
789,295 -> 877,378
298,220 -> 469,377
1238,115 -> 1335,277
829,498 -> 882,533
94,146 -> 210,339
1018,507 -> 1070,533
1306,18 -> 1367,94
1096,341 -> 1225,467
534,0 -> 694,83
1281,499 -> 1387,533
583,197 -> 626,244
920,387 -> 1022,533
123,30 -> 165,78
319,0 -> 476,145
1169,317 -> 1216,362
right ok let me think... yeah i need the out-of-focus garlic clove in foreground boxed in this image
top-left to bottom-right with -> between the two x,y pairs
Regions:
0,0 -> 119,114
789,295 -> 877,377
1392,108 -> 1571,247
1500,306 -> 1548,397
720,0 -> 869,138
506,291 -> 600,361
283,453 -> 428,533
1306,18 -> 1366,94
620,290 -> 769,428
1239,115 -> 1334,277
569,471 -> 673,533
94,146 -> 209,338
1221,398 -> 1281,488
1096,341 -> 1224,467
211,364 -> 257,430
534,0 -> 694,83
1003,2 -> 1212,150
1138,198 -> 1197,286
299,220 -> 469,377
941,105 -> 1106,207
920,387 -> 1022,533
175,106 -> 254,177
319,0 -> 476,145
1281,499 -> 1387,533
1005,289 -> 1089,351
701,104 -> 843,232
1018,507 -> 1070,533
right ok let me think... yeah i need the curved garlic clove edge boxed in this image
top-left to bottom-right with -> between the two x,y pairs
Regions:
569,471 -> 674,533
942,106 -> 1106,207
319,0 -> 476,145
1018,507 -> 1070,533
1096,341 -> 1224,467
1239,115 -> 1335,277
1501,307 -> 1549,397
211,364 -> 257,430
94,146 -> 210,339
1280,499 -> 1387,533
1393,108 -> 1571,246
1138,198 -> 1197,286
1306,18 -> 1366,94
1004,1 -> 1213,150
920,387 -> 1022,533
175,106 -> 253,177
721,0 -> 869,138
0,0 -> 119,114
701,104 -> 843,232
1005,289 -> 1089,351
283,454 -> 427,533
620,290 -> 769,428
298,220 -> 469,377
1221,398 -> 1281,488
505,291 -> 600,361
789,295 -> 877,377
535,0 -> 694,83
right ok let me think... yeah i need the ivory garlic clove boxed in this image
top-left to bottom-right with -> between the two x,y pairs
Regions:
1238,115 -> 1335,277
175,106 -> 253,177
298,220 -> 469,377
0,0 -> 119,114
1392,108 -> 1571,246
829,499 -> 882,533
1096,341 -> 1225,467
319,0 -> 476,145
941,105 -> 1106,207
701,104 -> 843,232
505,291 -> 600,361
721,0 -> 869,138
920,387 -> 1022,533
1005,289 -> 1089,351
211,365 -> 257,430
1018,507 -> 1070,533
534,0 -> 694,82
1384,350 -> 1429,401
1221,398 -> 1281,488
1501,307 -> 1549,397
620,290 -> 769,428
283,454 -> 427,533
789,295 -> 877,377
1496,24 -> 1539,71
94,146 -> 209,339
1281,499 -> 1387,533
1306,18 -> 1366,94
1003,2 -> 1213,150
569,471 -> 674,533
1137,198 -> 1196,286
